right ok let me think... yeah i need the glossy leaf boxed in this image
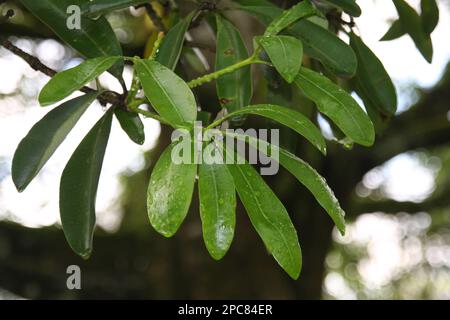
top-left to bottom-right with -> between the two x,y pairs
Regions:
39,56 -> 120,106
60,108 -> 113,258
234,0 -> 281,25
157,12 -> 195,70
114,108 -> 145,145
227,160 -> 302,279
290,20 -> 357,78
259,35 -> 303,83
147,143 -> 197,237
216,104 -> 326,154
421,0 -> 439,35
380,20 -> 406,41
19,0 -> 123,77
225,131 -> 346,235
263,64 -> 298,153
199,160 -> 236,260
393,0 -> 433,63
12,93 -> 98,192
354,83 -> 391,136
349,33 -> 397,116
264,0 -> 316,36
295,67 -> 375,146
235,1 -> 357,77
215,14 -> 252,121
321,0 -> 361,17
83,0 -> 148,17
134,59 -> 197,128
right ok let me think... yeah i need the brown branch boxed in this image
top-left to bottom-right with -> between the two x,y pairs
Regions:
1,39 -> 124,107
2,39 -> 56,77
143,3 -> 167,33
0,8 -> 14,23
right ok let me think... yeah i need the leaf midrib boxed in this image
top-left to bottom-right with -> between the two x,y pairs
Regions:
139,61 -> 185,125
46,1 -> 113,57
234,164 -> 296,270
297,72 -> 366,141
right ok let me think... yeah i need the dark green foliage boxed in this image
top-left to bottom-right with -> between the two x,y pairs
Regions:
10,0 -> 439,278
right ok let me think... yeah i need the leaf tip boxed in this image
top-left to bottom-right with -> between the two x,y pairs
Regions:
14,182 -> 26,193
11,168 -> 26,193
79,249 -> 92,260
288,266 -> 302,280
38,95 -> 53,107
319,144 -> 327,156
338,225 -> 346,237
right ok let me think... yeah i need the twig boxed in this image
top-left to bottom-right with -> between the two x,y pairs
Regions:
143,3 -> 167,33
0,8 -> 14,23
188,54 -> 268,89
1,39 -> 124,107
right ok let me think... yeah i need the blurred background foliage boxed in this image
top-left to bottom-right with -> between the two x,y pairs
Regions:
0,0 -> 449,299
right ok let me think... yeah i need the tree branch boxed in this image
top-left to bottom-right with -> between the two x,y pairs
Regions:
140,3 -> 166,33
1,39 -> 125,107
348,194 -> 450,217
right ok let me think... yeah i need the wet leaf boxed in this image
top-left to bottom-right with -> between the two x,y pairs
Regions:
259,35 -> 303,83
135,59 -> 197,128
114,108 -> 145,145
60,108 -> 113,258
147,143 -> 197,237
295,68 -> 375,146
199,160 -> 236,260
39,56 -> 120,106
12,93 -> 98,192
20,0 -> 123,78
227,159 -> 301,279
215,14 -> 252,122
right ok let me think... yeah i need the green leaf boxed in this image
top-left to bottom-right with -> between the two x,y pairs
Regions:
235,2 -> 358,77
380,20 -> 406,41
421,0 -> 439,35
156,12 -> 195,70
224,131 -> 346,235
215,14 -> 252,121
349,33 -> 397,116
114,108 -> 145,145
321,0 -> 361,17
289,20 -> 357,78
264,0 -> 316,36
83,0 -> 148,17
60,108 -> 113,259
214,104 -> 326,154
263,64 -> 299,153
12,93 -> 98,192
147,143 -> 197,237
234,0 -> 281,25
19,0 -> 123,78
39,56 -> 120,106
295,67 -> 375,146
393,0 -> 433,63
134,59 -> 197,128
226,160 -> 302,279
199,160 -> 236,260
354,83 -> 391,136
259,35 -> 303,83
